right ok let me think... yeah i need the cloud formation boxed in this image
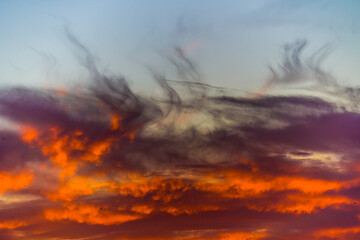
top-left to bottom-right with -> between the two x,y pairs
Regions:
0,33 -> 359,240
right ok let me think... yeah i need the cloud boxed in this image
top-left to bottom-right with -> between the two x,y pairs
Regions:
254,39 -> 336,96
0,33 -> 360,239
0,172 -> 33,195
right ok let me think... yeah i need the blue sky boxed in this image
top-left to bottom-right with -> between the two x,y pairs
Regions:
0,0 -> 359,93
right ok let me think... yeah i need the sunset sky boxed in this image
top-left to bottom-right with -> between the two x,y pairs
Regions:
1,1 -> 360,240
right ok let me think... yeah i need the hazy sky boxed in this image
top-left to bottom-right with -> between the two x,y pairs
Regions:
1,0 -> 359,92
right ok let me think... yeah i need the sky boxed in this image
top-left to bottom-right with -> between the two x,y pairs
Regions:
1,1 -> 360,240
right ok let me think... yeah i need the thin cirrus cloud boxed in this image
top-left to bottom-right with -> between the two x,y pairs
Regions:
1,31 -> 360,240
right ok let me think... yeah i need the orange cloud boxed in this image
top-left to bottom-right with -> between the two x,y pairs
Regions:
21,127 -> 38,143
80,140 -> 111,163
160,205 -> 221,216
113,174 -> 161,198
314,226 -> 360,239
116,230 -> 268,240
0,171 -> 33,194
247,193 -> 350,214
0,220 -> 28,230
111,114 -> 122,131
21,127 -> 80,179
131,204 -> 154,215
47,176 -> 113,202
20,126 -> 114,180
13,125 -> 357,237
194,169 -> 343,198
44,203 -> 140,225
191,169 -> 350,214
216,231 -> 268,240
